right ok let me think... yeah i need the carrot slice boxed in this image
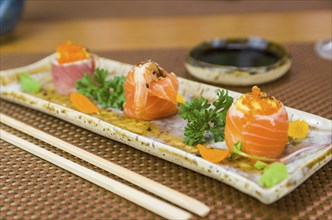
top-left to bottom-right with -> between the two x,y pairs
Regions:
70,92 -> 99,114
197,144 -> 230,163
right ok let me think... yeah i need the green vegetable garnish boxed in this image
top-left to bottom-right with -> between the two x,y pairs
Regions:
19,72 -> 41,93
179,90 -> 233,146
227,142 -> 287,187
229,141 -> 242,160
258,162 -> 288,188
76,68 -> 126,110
254,161 -> 268,170
230,142 -> 277,162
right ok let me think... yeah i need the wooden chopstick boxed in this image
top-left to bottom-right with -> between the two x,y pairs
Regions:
0,113 -> 210,217
0,129 -> 192,219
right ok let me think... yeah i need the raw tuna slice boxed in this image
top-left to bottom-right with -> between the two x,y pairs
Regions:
51,57 -> 94,94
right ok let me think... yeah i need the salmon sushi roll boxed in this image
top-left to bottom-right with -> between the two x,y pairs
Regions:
225,86 -> 289,159
123,61 -> 179,120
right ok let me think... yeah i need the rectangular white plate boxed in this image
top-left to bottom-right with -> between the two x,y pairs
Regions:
1,54 -> 331,204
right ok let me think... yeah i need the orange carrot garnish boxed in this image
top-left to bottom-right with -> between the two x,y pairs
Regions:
197,144 -> 230,163
70,92 -> 99,114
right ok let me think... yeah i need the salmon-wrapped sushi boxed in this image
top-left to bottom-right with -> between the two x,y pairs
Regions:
123,61 -> 179,120
51,41 -> 94,94
225,86 -> 289,159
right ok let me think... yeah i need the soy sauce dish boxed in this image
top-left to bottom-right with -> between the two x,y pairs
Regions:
185,38 -> 291,86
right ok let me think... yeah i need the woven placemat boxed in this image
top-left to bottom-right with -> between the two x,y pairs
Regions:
1,43 -> 331,219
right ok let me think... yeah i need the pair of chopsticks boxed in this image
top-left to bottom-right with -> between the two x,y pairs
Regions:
0,113 -> 210,219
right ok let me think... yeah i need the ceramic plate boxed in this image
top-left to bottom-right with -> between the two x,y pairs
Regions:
1,54 -> 331,204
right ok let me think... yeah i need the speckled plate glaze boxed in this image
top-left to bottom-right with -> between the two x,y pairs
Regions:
1,54 -> 331,204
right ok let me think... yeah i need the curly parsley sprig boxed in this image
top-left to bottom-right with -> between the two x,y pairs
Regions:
75,68 -> 126,110
179,90 -> 233,146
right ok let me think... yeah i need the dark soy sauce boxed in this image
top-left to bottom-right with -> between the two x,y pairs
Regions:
196,47 -> 280,68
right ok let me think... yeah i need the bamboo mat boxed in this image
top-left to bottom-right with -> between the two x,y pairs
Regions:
1,43 -> 331,219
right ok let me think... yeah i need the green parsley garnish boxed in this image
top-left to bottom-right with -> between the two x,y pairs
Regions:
75,68 -> 126,110
179,90 -> 233,146
258,162 -> 288,188
19,72 -> 41,94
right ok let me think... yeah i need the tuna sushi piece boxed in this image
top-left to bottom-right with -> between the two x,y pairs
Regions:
123,61 -> 179,120
51,41 -> 94,94
224,86 -> 289,159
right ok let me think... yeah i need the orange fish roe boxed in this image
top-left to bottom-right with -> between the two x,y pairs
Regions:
56,41 -> 90,64
238,86 -> 282,116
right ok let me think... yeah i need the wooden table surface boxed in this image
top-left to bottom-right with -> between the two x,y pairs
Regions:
1,10 -> 331,54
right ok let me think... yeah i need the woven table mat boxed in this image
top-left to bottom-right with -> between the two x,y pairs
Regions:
1,43 -> 332,219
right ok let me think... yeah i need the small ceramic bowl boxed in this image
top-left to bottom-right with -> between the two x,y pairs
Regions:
185,37 -> 291,86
